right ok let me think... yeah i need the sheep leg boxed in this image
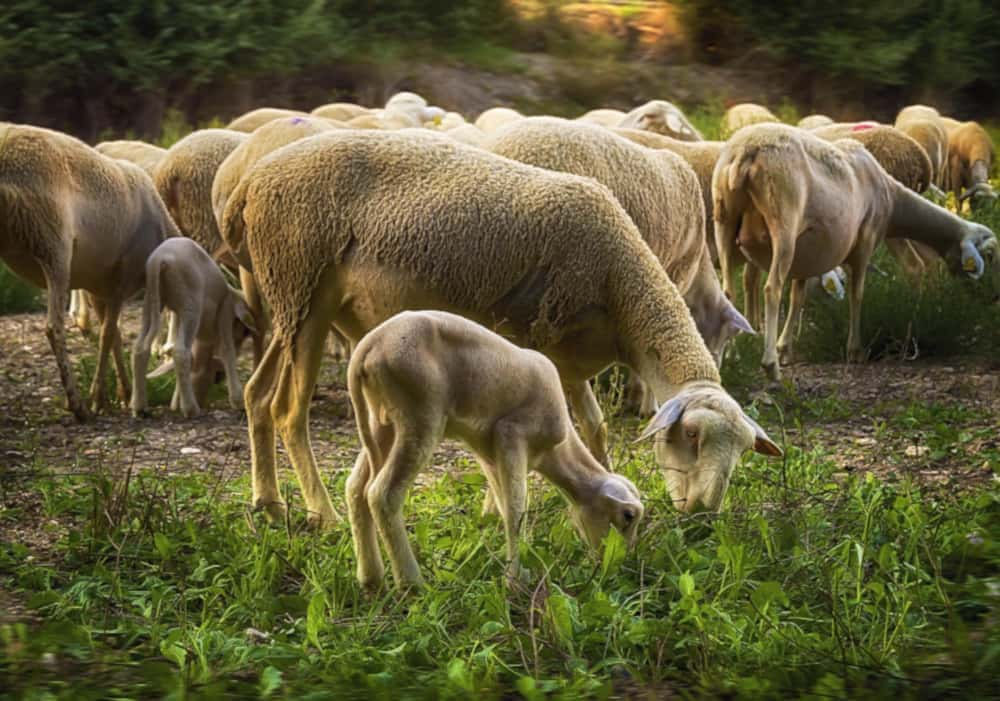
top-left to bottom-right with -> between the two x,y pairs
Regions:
43,269 -> 88,421
130,287 -> 163,417
564,380 -> 609,467
777,277 -> 806,366
173,314 -> 201,418
493,425 -> 529,585
70,290 -> 93,337
742,264 -> 763,331
246,336 -> 286,523
216,305 -> 244,411
760,240 -> 794,382
346,448 -> 386,589
625,373 -> 656,417
478,458 -> 502,518
367,416 -> 442,590
88,297 -> 122,414
239,266 -> 266,368
845,260 -> 869,364
271,305 -> 339,528
110,323 -> 131,405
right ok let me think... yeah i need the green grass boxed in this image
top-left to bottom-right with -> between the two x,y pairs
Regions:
0,263 -> 43,315
1,402 -> 997,699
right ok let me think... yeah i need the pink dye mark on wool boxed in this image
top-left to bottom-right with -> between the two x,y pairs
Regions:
851,121 -> 878,132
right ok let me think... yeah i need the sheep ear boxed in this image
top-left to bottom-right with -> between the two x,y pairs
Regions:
634,394 -> 687,443
742,412 -> 782,457
147,360 -> 174,379
234,298 -> 259,334
726,301 -> 755,335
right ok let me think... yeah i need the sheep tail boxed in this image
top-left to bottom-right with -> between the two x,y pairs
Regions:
727,146 -> 759,192
138,257 -> 165,352
219,175 -> 250,264
347,351 -> 382,469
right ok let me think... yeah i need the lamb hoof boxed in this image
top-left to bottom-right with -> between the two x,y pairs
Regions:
306,508 -> 340,531
255,499 -> 287,524
396,578 -> 426,595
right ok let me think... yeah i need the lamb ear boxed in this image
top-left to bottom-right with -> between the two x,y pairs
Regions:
742,412 -> 783,457
147,360 -> 174,379
726,302 -> 755,335
634,394 -> 687,443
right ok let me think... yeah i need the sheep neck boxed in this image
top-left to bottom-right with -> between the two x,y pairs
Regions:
885,182 -> 969,257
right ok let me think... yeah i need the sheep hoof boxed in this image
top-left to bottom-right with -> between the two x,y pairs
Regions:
761,360 -> 780,381
131,408 -> 152,420
255,499 -> 288,524
847,348 -> 866,364
305,508 -> 340,531
69,401 -> 92,423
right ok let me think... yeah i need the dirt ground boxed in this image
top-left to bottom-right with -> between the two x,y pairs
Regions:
1,304 -> 998,567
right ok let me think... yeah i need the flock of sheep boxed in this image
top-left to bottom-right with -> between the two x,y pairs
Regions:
0,92 -> 996,589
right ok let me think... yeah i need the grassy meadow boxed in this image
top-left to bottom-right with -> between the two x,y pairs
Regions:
1,104 -> 999,700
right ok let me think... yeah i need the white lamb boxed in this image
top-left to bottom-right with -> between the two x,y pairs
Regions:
131,238 -> 258,418
347,310 -> 644,590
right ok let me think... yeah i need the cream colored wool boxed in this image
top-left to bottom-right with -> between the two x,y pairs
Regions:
444,123 -> 487,148
211,116 -> 340,236
154,129 -> 247,262
474,107 -> 524,133
226,108 -> 310,133
944,121 -> 995,201
485,117 -> 742,361
311,102 -> 371,122
577,109 -> 628,127
94,140 -> 167,178
0,123 -> 179,419
721,103 -> 780,137
224,129 -> 717,385
812,124 -> 932,193
894,105 -> 949,187
798,115 -> 834,130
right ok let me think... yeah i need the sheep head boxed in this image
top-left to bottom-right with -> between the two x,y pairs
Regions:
568,473 -> 644,549
635,381 -> 781,514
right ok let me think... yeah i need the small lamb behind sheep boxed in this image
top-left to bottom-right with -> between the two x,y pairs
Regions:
347,310 -> 644,589
722,103 -> 780,137
131,238 -> 258,418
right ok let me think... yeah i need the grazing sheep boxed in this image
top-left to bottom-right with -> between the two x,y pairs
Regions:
132,238 -> 258,418
226,108 -> 310,133
944,121 -> 996,207
618,100 -> 702,141
0,123 -> 179,419
221,130 -> 781,527
474,107 -> 525,134
311,102 -> 371,122
444,124 -> 488,148
812,123 -> 932,194
722,103 -> 780,137
346,310 -> 644,589
154,129 -> 247,263
714,124 -> 997,380
894,105 -> 949,187
211,116 -> 343,364
94,140 -> 167,177
486,117 -> 752,366
798,114 -> 834,130
577,108 -> 628,127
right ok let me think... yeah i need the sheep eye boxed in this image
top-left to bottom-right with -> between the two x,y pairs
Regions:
622,509 -> 635,524
685,428 -> 698,440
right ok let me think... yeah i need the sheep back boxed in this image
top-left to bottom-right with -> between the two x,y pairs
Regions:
812,124 -> 932,192
94,140 -> 167,178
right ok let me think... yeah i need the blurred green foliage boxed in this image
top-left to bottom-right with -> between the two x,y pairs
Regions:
678,0 -> 1000,91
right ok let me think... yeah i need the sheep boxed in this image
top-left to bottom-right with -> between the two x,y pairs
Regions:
443,124 -> 488,148
438,112 -> 468,130
311,102 -> 371,122
346,310 -> 644,589
474,107 -> 525,134
944,120 -> 996,208
0,123 -> 179,419
220,129 -> 781,527
577,108 -> 628,127
721,103 -> 780,137
713,123 -> 997,380
894,105 -> 949,187
226,108 -> 310,133
617,100 -> 702,141
154,129 -> 248,263
94,140 -> 166,177
211,116 -> 344,364
798,114 -> 834,130
485,117 -> 752,367
131,238 -> 258,418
